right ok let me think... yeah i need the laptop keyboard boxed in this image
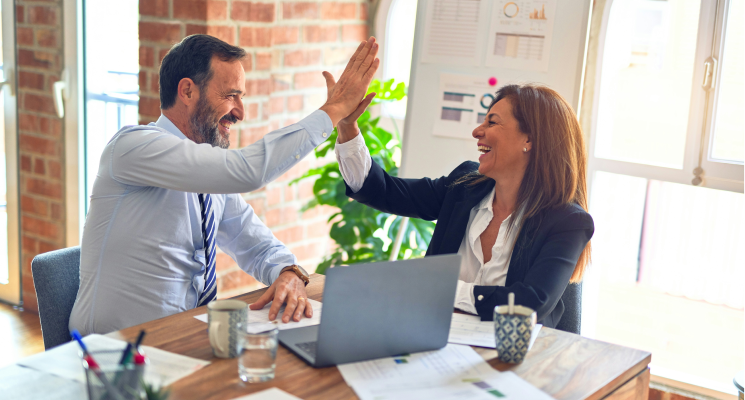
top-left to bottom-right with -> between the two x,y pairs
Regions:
296,341 -> 318,359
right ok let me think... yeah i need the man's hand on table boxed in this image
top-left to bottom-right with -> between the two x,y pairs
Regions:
249,271 -> 312,323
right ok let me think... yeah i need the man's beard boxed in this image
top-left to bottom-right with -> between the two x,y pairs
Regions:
188,95 -> 236,149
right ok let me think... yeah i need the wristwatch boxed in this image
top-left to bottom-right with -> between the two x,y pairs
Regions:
281,264 -> 310,286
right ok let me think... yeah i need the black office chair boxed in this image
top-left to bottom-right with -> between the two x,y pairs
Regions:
555,282 -> 582,335
31,246 -> 81,349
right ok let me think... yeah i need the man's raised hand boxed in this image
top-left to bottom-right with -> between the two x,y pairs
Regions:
319,37 -> 380,127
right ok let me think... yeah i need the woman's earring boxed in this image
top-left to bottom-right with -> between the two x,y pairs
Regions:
523,147 -> 528,153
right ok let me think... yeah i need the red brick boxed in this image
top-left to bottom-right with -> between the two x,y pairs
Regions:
284,185 -> 295,201
19,72 -> 44,90
360,3 -> 368,20
245,102 -> 260,121
25,177 -> 62,199
19,113 -> 38,132
29,6 -> 57,25
21,155 -> 32,172
38,117 -> 62,138
22,279 -> 39,313
267,186 -> 282,206
272,74 -> 291,92
22,216 -> 60,240
232,2 -> 275,22
173,0 -> 207,20
186,24 -> 208,36
321,3 -> 356,19
50,203 -> 62,220
207,25 -> 236,45
274,226 -> 303,244
240,56 -> 253,72
139,0 -> 169,17
139,46 -> 154,68
17,27 -> 33,46
217,269 -> 261,293
282,2 -> 319,19
239,27 -> 272,47
207,1 -> 229,20
298,180 -> 314,200
159,49 -> 170,64
215,252 -> 238,273
245,78 -> 273,96
307,220 -> 331,238
240,125 -> 269,147
269,96 -> 284,115
38,239 -> 59,254
20,134 -> 58,156
33,159 -> 45,175
22,235 -> 39,253
287,95 -> 303,112
272,26 -> 299,45
342,24 -> 368,42
265,205 -> 299,227
16,5 -> 24,23
36,28 -> 57,48
246,197 -> 266,216
21,195 -> 48,217
139,22 -> 183,45
284,49 -> 321,67
139,96 -> 161,117
303,25 -> 337,43
288,243 -> 324,262
18,49 -> 56,69
256,52 -> 272,70
294,71 -> 326,89
48,160 -> 62,179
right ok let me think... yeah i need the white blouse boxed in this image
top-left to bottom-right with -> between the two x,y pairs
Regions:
335,134 -> 520,314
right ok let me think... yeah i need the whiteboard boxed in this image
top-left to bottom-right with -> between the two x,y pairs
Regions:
400,0 -> 593,179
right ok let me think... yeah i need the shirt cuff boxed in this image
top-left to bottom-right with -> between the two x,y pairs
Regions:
268,263 -> 296,285
297,110 -> 334,147
454,280 -> 478,315
335,131 -> 366,157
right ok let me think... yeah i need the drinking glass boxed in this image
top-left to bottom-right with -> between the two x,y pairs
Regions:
238,321 -> 279,383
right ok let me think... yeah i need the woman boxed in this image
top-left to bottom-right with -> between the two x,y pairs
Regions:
334,84 -> 594,329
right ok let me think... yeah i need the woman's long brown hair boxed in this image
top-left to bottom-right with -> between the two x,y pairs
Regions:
460,84 -> 591,282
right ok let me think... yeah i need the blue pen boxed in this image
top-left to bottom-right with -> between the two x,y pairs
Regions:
71,330 -> 89,355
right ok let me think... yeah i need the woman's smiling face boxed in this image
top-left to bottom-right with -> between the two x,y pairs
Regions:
472,98 -> 531,180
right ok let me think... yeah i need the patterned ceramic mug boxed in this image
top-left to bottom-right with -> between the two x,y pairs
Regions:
493,304 -> 537,363
207,300 -> 248,358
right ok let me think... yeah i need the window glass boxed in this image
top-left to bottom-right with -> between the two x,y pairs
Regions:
710,0 -> 744,163
0,1 -> 6,284
594,0 -> 701,169
382,0 -> 418,120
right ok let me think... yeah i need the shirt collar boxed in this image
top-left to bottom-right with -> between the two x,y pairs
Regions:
154,114 -> 188,140
477,186 -> 496,212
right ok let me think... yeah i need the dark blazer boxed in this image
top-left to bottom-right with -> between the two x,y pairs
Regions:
346,160 -> 594,328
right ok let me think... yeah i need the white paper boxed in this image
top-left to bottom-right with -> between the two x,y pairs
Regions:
448,313 -> 542,351
0,365 -> 86,400
420,0 -> 484,66
338,344 -> 552,400
230,387 -> 302,400
433,73 -> 501,140
16,334 -> 209,387
485,0 -> 557,71
194,299 -> 322,333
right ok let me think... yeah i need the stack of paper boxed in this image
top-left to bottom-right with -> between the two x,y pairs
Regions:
16,334 -> 210,387
449,313 -> 542,350
338,344 -> 553,400
194,299 -> 322,333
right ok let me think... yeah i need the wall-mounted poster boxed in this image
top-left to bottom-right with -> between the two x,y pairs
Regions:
485,0 -> 558,71
433,73 -> 502,140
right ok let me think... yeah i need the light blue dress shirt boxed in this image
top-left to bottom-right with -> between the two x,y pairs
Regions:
69,111 -> 333,335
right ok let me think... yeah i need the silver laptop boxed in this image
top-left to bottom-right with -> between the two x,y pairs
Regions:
279,254 -> 461,368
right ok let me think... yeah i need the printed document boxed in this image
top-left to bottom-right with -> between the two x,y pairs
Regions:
449,313 -> 542,350
420,0 -> 487,66
194,299 -> 322,333
230,387 -> 302,400
16,334 -> 209,387
338,344 -> 553,399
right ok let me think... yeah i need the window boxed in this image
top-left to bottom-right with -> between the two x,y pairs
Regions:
377,0 -> 418,121
584,0 -> 743,394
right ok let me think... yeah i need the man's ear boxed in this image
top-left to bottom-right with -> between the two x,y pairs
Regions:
177,78 -> 198,107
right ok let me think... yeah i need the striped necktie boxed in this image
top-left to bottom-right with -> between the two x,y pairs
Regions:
197,193 -> 217,306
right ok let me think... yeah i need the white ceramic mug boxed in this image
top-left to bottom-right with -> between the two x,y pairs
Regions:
207,300 -> 247,358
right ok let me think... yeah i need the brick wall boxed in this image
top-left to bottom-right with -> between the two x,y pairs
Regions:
16,0 -> 66,312
138,0 -> 369,298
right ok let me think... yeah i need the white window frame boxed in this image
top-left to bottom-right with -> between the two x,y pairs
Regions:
0,0 -> 20,305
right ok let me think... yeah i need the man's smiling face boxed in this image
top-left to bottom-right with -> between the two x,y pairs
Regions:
188,57 -> 246,149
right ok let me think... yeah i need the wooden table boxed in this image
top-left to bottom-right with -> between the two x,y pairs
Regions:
107,275 -> 651,400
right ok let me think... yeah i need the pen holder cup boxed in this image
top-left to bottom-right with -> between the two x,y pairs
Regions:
493,305 -> 537,364
82,350 -> 146,400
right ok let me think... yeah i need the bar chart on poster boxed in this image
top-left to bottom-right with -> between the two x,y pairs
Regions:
400,0 -> 592,180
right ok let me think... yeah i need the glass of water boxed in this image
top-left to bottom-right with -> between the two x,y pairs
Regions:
238,321 -> 279,383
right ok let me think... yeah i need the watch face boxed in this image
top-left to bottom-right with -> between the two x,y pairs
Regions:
296,265 -> 309,277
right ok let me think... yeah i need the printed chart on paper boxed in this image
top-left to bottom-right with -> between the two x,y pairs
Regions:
433,73 -> 501,140
421,0 -> 485,66
486,0 -> 557,71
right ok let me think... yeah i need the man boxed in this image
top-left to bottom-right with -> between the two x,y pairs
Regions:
69,34 -> 379,335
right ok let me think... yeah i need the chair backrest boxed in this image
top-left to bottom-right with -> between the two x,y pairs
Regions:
31,246 -> 81,349
555,282 -> 582,335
